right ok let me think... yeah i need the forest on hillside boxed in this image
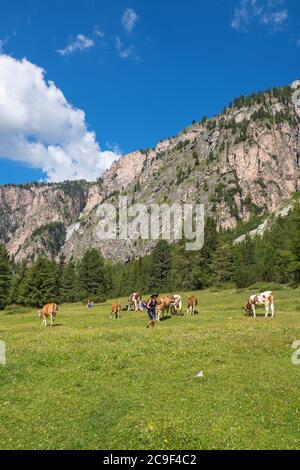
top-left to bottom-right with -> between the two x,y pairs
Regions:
0,203 -> 299,310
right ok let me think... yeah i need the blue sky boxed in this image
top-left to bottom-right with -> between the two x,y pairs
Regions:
0,0 -> 300,183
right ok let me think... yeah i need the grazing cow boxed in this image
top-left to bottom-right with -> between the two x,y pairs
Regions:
128,292 -> 142,312
38,303 -> 58,327
156,296 -> 173,321
110,301 -> 121,320
171,295 -> 183,316
187,295 -> 198,315
243,291 -> 275,319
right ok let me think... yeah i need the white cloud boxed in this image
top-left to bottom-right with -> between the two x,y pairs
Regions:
115,36 -> 139,60
0,54 -> 121,182
261,9 -> 288,26
57,34 -> 95,56
94,26 -> 105,38
122,8 -> 139,34
231,0 -> 288,32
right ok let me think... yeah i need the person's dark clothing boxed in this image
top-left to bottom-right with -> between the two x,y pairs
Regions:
147,298 -> 157,321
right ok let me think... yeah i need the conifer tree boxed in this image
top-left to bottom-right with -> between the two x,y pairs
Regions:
149,240 -> 171,292
0,244 -> 12,310
60,261 -> 78,303
8,260 -> 28,305
211,242 -> 235,287
21,257 -> 59,307
288,203 -> 300,283
77,248 -> 107,301
56,253 -> 67,301
233,235 -> 256,288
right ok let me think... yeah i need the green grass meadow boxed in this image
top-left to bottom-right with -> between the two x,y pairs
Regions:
1,287 -> 300,450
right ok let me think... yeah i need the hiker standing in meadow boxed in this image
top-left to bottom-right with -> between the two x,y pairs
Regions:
146,294 -> 159,328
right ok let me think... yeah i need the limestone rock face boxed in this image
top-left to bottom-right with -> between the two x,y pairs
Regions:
0,182 -> 89,262
1,82 -> 299,262
101,150 -> 148,194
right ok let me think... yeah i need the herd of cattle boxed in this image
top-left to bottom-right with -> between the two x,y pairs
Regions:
110,293 -> 194,321
37,290 -> 275,326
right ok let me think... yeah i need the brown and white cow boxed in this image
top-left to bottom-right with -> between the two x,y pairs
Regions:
243,291 -> 275,319
171,295 -> 183,316
156,296 -> 173,321
187,295 -> 198,315
110,301 -> 121,320
38,303 -> 58,327
128,292 -> 142,312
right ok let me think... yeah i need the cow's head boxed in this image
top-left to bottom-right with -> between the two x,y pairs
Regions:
37,310 -> 42,319
243,301 -> 252,315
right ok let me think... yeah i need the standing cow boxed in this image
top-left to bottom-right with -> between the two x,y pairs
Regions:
156,296 -> 173,321
171,295 -> 183,316
38,303 -> 58,327
128,292 -> 142,312
243,291 -> 275,318
187,295 -> 198,315
110,301 -> 121,320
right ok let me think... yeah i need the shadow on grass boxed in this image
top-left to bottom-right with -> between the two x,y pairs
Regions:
189,310 -> 200,316
158,315 -> 172,322
243,313 -> 274,318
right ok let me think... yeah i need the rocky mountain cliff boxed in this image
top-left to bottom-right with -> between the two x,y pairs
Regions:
1,80 -> 300,263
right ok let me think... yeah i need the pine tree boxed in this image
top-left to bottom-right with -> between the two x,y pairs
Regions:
149,240 -> 171,292
8,260 -> 28,305
0,244 -> 12,310
118,270 -> 130,297
196,218 -> 219,287
288,203 -> 300,283
233,235 -> 256,288
77,248 -> 107,301
21,257 -> 59,307
103,261 -> 114,298
170,242 -> 203,291
56,253 -> 67,301
60,261 -> 78,303
211,242 -> 235,287
58,253 -> 67,272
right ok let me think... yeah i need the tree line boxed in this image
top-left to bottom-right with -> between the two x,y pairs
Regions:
0,203 -> 299,310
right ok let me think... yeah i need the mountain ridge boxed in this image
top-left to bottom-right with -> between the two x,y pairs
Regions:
1,80 -> 300,263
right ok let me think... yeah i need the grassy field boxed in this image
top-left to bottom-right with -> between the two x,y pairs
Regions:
1,287 -> 300,450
